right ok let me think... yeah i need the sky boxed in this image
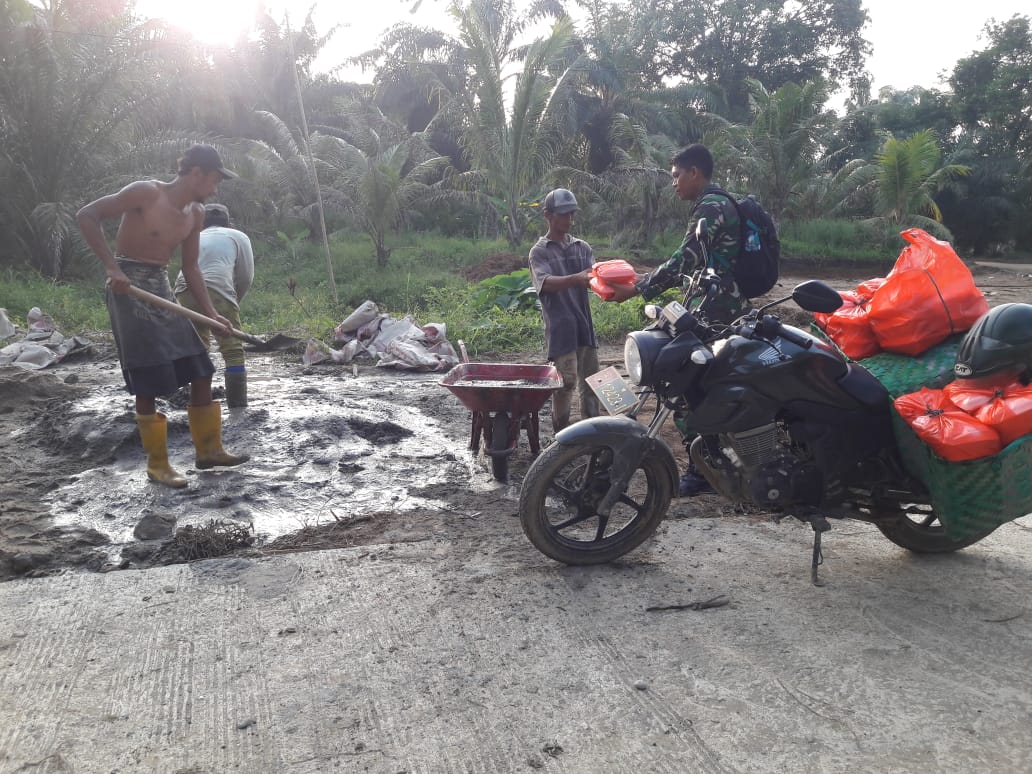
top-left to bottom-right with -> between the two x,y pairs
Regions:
138,0 -> 1028,98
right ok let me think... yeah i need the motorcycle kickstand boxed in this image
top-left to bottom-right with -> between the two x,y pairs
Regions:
808,515 -> 831,587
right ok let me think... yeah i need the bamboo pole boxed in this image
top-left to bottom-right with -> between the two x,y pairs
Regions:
284,13 -> 338,304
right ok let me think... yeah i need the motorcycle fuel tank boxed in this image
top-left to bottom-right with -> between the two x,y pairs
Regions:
681,327 -> 859,434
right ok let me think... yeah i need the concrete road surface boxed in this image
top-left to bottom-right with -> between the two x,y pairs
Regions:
2,514 -> 1031,773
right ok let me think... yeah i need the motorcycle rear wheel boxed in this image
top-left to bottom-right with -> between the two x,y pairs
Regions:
519,439 -> 672,565
875,505 -> 997,553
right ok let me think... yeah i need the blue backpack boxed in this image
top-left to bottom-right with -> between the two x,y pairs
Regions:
708,188 -> 781,299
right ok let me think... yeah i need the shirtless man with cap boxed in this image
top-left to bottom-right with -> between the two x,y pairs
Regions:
77,143 -> 249,488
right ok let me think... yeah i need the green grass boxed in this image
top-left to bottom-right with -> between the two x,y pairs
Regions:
0,266 -> 111,332
0,221 -> 981,354
779,219 -> 906,266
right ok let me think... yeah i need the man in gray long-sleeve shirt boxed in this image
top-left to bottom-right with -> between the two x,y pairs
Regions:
528,188 -> 600,432
174,203 -> 255,407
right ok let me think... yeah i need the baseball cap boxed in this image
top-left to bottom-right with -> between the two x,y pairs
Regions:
180,144 -> 237,179
543,188 -> 578,214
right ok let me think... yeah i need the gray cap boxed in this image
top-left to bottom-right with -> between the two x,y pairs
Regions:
543,188 -> 578,214
203,203 -> 230,228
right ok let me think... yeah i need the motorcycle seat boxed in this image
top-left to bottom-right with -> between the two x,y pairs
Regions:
838,363 -> 891,410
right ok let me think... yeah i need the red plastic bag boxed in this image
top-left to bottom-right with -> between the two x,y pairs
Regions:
943,375 -> 1011,413
589,276 -> 616,300
589,259 -> 637,300
856,277 -> 886,298
868,229 -> 989,356
894,387 -> 1002,461
946,378 -> 1032,446
814,291 -> 858,331
814,291 -> 881,360
591,259 -> 637,286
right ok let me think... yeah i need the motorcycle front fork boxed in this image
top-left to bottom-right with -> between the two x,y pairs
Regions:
592,400 -> 674,518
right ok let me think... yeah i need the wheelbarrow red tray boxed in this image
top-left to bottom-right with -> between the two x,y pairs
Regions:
439,362 -> 562,482
439,362 -> 561,414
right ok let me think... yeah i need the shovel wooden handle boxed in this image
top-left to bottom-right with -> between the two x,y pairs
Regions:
124,285 -> 262,345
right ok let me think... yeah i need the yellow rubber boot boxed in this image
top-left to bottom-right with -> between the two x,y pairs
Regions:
188,401 -> 250,469
136,412 -> 188,488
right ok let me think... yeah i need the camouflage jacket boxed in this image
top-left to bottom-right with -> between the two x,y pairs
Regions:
636,183 -> 747,322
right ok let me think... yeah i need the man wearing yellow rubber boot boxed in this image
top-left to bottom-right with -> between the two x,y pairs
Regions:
77,144 -> 249,488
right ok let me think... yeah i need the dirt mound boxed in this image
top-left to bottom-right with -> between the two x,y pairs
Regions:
460,252 -> 527,282
0,369 -> 84,412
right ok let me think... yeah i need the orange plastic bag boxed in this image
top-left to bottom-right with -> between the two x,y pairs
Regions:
868,229 -> 989,356
814,291 -> 880,360
894,387 -> 1002,461
591,259 -> 637,286
945,378 -> 1032,446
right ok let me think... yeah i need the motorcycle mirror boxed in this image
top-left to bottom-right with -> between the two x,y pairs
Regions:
791,280 -> 843,314
695,218 -> 707,240
643,304 -> 660,320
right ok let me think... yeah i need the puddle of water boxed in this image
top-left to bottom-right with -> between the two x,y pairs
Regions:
48,366 -> 503,548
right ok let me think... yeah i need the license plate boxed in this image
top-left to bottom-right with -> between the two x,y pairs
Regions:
586,366 -> 639,415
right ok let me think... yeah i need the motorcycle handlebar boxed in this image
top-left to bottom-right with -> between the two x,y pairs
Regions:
741,314 -> 811,350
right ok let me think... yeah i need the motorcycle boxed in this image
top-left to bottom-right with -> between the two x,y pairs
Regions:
518,225 -> 1002,584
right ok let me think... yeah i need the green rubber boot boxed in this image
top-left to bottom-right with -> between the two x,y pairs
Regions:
225,368 -> 248,408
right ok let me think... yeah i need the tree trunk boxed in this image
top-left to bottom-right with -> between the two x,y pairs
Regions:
375,232 -> 391,268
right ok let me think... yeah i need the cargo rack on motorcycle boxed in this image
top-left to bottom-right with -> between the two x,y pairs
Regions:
811,325 -> 1032,541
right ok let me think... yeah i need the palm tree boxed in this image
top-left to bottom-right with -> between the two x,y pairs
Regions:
313,101 -> 460,267
554,115 -> 680,247
830,130 -> 970,239
717,79 -> 834,221
446,0 -> 583,247
0,0 -> 182,276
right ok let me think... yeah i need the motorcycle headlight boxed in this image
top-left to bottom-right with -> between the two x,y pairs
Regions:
624,330 -> 670,386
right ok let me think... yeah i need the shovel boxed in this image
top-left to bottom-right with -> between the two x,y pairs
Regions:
125,285 -> 303,352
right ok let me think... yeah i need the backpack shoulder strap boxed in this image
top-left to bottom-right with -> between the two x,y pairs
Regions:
691,187 -> 745,252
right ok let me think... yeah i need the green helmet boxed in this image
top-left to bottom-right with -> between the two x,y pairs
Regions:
954,303 -> 1032,379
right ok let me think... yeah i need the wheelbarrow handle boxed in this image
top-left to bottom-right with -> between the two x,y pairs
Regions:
124,285 -> 263,346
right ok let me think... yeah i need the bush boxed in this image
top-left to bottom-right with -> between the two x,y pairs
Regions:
779,219 -> 905,266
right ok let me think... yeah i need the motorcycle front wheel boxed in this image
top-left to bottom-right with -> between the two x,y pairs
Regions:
874,504 -> 997,553
519,439 -> 672,565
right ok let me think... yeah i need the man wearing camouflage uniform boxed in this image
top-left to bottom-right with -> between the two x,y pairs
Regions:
635,144 -> 745,323
609,144 -> 744,496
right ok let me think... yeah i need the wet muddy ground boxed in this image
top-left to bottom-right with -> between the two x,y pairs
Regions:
0,342 -> 510,579
2,264 -> 1031,581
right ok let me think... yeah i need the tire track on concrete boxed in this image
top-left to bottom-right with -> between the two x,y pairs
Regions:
0,574 -> 101,766
586,629 -> 733,774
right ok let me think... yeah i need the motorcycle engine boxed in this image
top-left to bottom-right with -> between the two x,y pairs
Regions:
691,423 -> 823,508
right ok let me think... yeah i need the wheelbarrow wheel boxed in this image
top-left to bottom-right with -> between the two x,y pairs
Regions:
490,411 -> 511,483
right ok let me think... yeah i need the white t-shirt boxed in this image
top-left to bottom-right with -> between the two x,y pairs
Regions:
173,226 -> 255,308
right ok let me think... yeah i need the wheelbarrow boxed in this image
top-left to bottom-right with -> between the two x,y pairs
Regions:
439,361 -> 562,483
